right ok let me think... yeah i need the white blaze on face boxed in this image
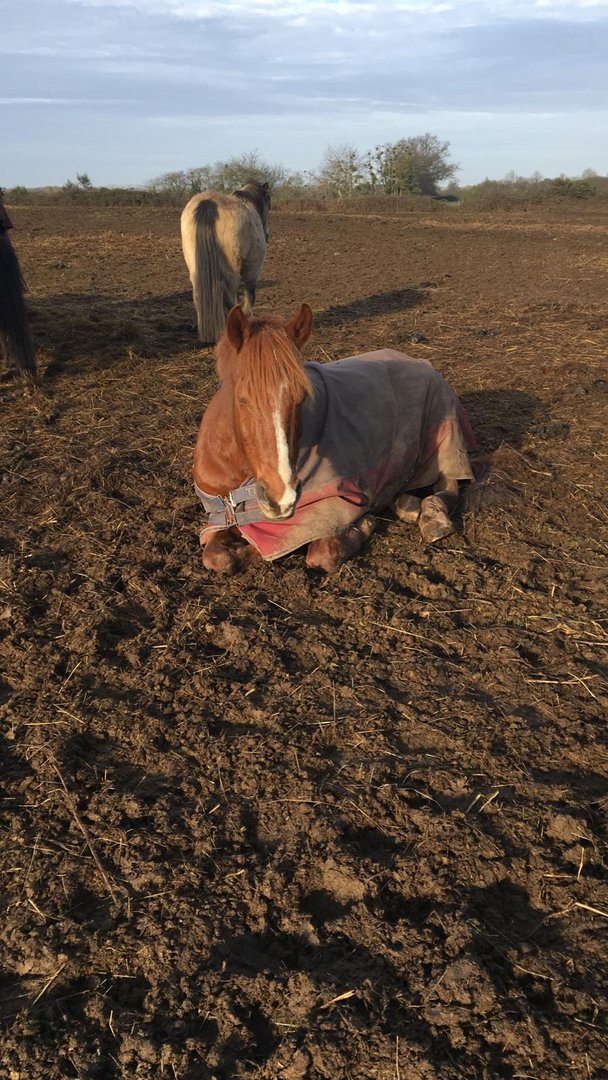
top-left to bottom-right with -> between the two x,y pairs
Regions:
272,386 -> 297,513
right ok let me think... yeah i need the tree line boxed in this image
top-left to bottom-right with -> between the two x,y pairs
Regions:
4,135 -> 607,208
145,137 -> 457,200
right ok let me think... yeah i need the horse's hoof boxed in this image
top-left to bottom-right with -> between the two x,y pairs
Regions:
394,494 -> 421,524
305,538 -> 342,573
355,514 -> 376,541
235,544 -> 262,571
306,546 -> 334,573
420,515 -> 453,544
202,548 -> 238,574
419,496 -> 453,544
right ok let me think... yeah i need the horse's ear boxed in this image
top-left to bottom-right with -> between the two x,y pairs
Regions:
226,305 -> 250,351
285,303 -> 313,350
262,181 -> 270,192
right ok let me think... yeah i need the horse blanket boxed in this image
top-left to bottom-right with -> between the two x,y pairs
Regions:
197,349 -> 476,561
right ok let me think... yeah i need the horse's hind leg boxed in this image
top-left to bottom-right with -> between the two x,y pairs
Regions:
239,246 -> 263,315
237,279 -> 256,315
306,515 -> 376,573
394,493 -> 422,524
418,476 -> 459,544
190,276 -> 204,337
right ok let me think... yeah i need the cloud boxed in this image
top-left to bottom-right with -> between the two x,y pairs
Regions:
3,0 -> 608,185
0,96 -> 133,105
65,0 -> 608,22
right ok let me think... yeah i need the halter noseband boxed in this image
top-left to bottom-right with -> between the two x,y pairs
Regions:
194,479 -> 265,528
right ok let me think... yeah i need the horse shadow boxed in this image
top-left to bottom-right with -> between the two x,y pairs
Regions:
25,289 -> 199,378
460,388 -> 546,452
316,286 -> 426,328
25,284 -> 422,379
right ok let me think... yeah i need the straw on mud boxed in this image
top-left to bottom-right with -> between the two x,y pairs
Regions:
368,620 -> 452,652
31,961 -> 68,1006
318,989 -> 357,1010
565,670 -> 601,702
27,897 -> 48,920
466,791 -> 501,814
512,962 -> 552,981
58,659 -> 82,694
535,900 -> 608,933
46,756 -> 119,903
477,790 -> 500,814
573,901 -> 608,920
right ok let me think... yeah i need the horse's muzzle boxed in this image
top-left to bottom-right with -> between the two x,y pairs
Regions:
256,480 -> 300,521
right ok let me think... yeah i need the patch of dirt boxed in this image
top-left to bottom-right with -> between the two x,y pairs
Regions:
1,203 -> 607,1078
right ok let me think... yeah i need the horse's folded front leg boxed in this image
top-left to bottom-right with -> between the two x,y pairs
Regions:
202,528 -> 261,574
306,515 -> 376,573
202,532 -> 239,574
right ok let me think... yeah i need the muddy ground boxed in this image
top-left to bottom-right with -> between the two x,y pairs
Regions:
1,201 -> 607,1079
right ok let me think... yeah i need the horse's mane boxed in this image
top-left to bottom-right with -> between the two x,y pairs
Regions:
233,178 -> 270,220
233,317 -> 311,411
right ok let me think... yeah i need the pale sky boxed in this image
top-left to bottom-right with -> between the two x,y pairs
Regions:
2,0 -> 607,187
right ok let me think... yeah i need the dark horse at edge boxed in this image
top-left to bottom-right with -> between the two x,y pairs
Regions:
0,191 -> 36,376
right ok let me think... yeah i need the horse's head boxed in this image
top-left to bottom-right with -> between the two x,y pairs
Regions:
216,303 -> 313,520
240,178 -> 271,240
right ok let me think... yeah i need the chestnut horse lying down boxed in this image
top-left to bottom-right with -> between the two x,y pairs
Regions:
193,303 -> 477,574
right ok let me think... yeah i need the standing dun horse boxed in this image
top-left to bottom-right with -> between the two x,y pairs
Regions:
0,191 -> 36,377
181,178 -> 270,345
193,303 -> 479,574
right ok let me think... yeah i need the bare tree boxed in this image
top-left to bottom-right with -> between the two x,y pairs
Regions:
147,170 -> 189,194
212,152 -> 288,191
318,144 -> 364,198
183,166 -> 215,194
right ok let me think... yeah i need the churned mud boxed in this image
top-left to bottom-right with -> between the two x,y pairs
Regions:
1,202 -> 607,1078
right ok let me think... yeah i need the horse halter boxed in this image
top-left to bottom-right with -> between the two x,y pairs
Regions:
194,479 -> 265,529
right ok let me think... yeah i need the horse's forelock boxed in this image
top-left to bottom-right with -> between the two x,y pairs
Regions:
235,321 -> 311,412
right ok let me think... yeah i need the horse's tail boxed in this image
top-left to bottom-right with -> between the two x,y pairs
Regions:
461,448 -> 523,512
193,200 -> 235,345
0,235 -> 36,375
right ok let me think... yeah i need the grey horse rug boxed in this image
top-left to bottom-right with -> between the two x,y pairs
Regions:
197,349 -> 476,561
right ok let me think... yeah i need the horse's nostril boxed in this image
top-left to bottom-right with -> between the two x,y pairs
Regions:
256,483 -> 281,515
